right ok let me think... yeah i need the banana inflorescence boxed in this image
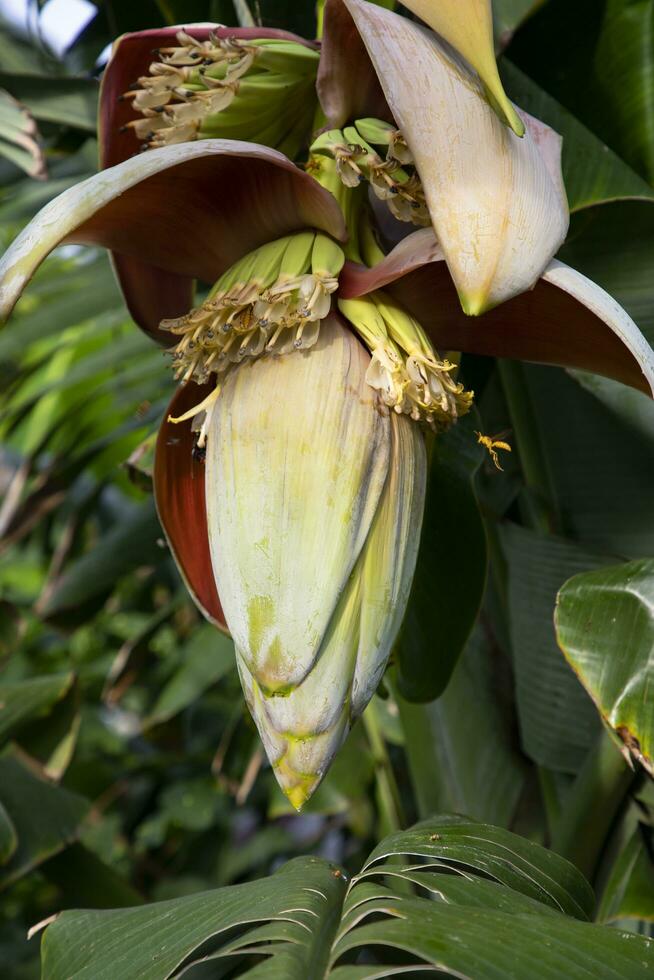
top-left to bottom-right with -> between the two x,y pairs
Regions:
123,32 -> 319,158
311,119 -> 429,225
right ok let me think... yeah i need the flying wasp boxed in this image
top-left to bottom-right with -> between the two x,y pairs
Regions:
475,430 -> 512,471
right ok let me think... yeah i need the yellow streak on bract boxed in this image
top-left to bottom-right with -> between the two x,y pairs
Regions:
246,596 -> 293,694
274,757 -> 319,811
247,594 -> 275,659
398,0 -> 525,137
459,290 -> 488,317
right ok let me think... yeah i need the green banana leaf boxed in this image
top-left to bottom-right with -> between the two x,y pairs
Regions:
40,815 -> 654,979
592,0 -> 654,184
555,558 -> 654,776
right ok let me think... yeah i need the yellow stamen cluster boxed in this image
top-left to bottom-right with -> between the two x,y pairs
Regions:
122,31 -> 257,146
164,233 -> 344,447
339,292 -> 473,429
162,273 -> 337,384
311,120 -> 430,227
161,231 -> 344,383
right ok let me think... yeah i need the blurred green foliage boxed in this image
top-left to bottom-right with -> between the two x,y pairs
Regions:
0,0 -> 653,976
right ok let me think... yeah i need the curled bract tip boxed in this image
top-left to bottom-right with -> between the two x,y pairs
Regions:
340,230 -> 654,398
397,0 -> 524,136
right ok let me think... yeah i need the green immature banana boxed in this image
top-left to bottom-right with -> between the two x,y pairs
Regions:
162,230 -> 346,441
248,39 -> 320,76
123,30 -> 318,158
279,231 -> 316,281
309,127 -> 429,225
311,233 -> 346,279
338,292 -> 473,428
353,117 -> 414,164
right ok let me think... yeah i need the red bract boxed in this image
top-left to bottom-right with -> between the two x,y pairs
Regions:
0,140 -> 346,340
339,229 -> 653,395
155,380 -> 224,629
317,0 -> 389,127
98,25 -> 322,341
0,140 -> 346,648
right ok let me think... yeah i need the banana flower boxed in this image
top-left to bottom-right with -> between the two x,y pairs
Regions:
1,10 -> 653,807
0,143 -> 429,808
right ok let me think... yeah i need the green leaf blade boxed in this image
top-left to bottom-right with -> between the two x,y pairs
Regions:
555,558 -> 654,775
0,748 -> 89,890
41,857 -> 347,980
0,673 -> 74,746
502,60 -> 654,212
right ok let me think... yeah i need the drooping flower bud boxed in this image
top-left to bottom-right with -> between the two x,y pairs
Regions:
204,317 -> 426,807
330,0 -> 569,315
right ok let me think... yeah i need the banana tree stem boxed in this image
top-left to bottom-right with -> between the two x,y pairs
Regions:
497,359 -> 560,535
362,699 -> 405,834
316,0 -> 326,37
538,767 -> 563,835
551,730 -> 634,882
233,0 -> 256,27
155,0 -> 175,25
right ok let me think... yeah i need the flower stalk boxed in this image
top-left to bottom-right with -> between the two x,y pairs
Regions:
163,230 -> 345,449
